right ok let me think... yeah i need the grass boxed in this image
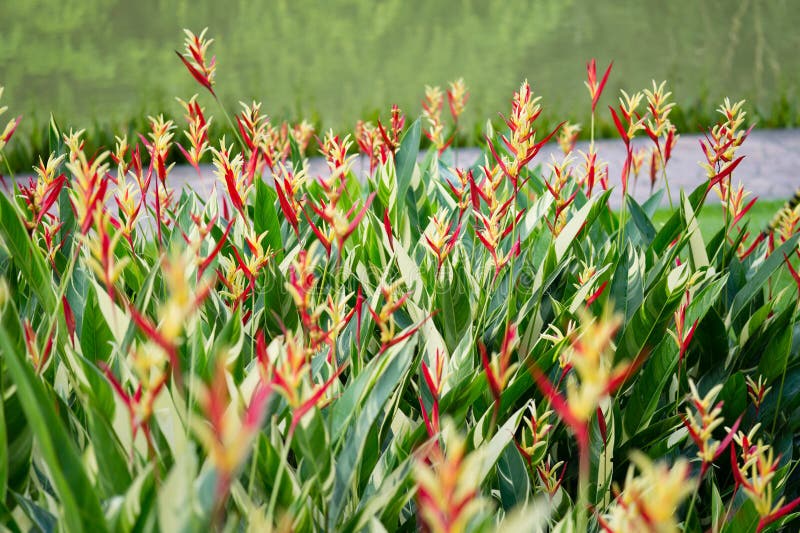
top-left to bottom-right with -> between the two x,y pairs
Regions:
653,198 -> 785,240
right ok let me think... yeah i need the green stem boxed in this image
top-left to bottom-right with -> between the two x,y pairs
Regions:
577,432 -> 590,533
771,305 -> 795,434
660,150 -> 674,210
214,95 -> 246,150
266,428 -> 295,524
685,478 -> 701,529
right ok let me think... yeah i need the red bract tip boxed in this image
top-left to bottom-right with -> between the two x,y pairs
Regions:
608,106 -> 628,145
175,51 -> 216,96
586,60 -> 613,113
708,156 -> 745,191
586,281 -> 608,307
290,364 -> 346,433
383,207 -> 394,251
784,253 -> 800,295
757,495 -> 800,532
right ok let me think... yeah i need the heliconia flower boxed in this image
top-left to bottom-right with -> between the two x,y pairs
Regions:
668,290 -> 698,364
306,191 -> 375,256
216,255 -> 249,305
718,181 -> 758,231
176,94 -> 212,173
18,169 -> 67,231
130,251 -> 214,379
261,121 -> 292,171
147,115 -> 176,184
211,137 -> 250,219
193,359 -> 272,503
110,134 -> 130,169
529,308 -> 636,462
728,433 -> 800,532
23,319 -> 54,373
643,80 -> 676,139
376,104 -> 405,153
423,210 -> 462,273
273,162 -> 306,236
544,155 -> 578,237
478,322 -> 519,411
648,145 -> 661,192
585,59 -> 613,113
61,295 -> 76,342
557,121 -> 581,155
420,349 -> 445,439
491,81 -> 563,186
111,137 -> 143,247
473,207 -> 523,278
369,280 -> 409,346
769,198 -> 800,246
609,90 -> 647,194
600,453 -> 693,533
176,28 -> 216,95
609,91 -> 645,143
446,78 -> 469,123
415,421 -> 484,533
536,458 -> 566,498
746,375 -> 771,414
517,401 -> 553,467
235,100 -> 268,153
664,124 -> 678,163
184,214 -> 233,278
681,379 -> 741,478
0,114 -> 21,152
630,146 -> 647,181
367,280 -> 432,355
285,243 -> 331,350
422,85 -> 451,153
64,135 -> 111,235
99,340 -> 172,458
355,120 -> 388,174
700,99 -> 751,202
255,330 -> 345,432
540,321 -> 578,368
577,145 -> 607,198
446,168 -> 472,212
291,119 -> 315,156
38,220 -> 65,270
320,130 -> 356,179
85,209 -> 130,300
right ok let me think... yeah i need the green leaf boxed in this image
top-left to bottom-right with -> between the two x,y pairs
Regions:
13,492 -> 56,533
650,182 -> 706,256
497,444 -> 530,510
757,307 -> 794,380
254,178 -> 284,261
626,195 -> 656,245
80,286 -> 114,363
394,118 -> 421,217
0,365 -> 6,503
555,190 -> 612,262
87,405 -> 132,498
728,234 -> 800,324
622,275 -> 726,436
682,191 -> 709,269
329,340 -> 415,529
0,324 -> 108,532
616,263 -> 688,364
0,192 -> 56,313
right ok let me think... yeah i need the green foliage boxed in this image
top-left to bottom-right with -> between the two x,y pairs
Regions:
1,32 -> 800,533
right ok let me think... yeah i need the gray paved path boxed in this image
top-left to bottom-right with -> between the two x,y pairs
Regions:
12,128 -> 800,208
